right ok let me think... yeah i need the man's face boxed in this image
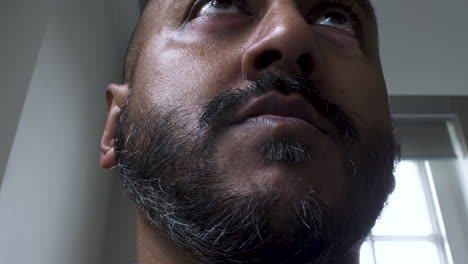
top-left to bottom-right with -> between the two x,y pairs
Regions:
112,0 -> 400,263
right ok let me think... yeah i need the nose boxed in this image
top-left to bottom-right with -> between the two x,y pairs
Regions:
241,5 -> 323,81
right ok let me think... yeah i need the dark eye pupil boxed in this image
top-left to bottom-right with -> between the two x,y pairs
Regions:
211,0 -> 233,8
325,11 -> 347,24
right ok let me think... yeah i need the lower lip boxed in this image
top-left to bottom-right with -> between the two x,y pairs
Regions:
240,115 -> 321,132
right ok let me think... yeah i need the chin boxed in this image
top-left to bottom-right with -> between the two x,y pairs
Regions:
211,130 -> 347,202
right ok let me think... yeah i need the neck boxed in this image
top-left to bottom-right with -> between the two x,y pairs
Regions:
137,212 -> 197,264
338,253 -> 360,264
136,212 -> 360,264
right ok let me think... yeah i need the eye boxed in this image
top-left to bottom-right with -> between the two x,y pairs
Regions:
313,8 -> 357,35
198,0 -> 241,16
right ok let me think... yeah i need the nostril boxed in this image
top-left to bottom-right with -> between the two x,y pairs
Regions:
297,54 -> 314,76
254,50 -> 282,70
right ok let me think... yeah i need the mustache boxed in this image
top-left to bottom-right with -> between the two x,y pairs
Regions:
199,72 -> 358,139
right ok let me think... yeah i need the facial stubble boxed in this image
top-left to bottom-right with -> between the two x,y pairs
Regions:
115,74 -> 400,264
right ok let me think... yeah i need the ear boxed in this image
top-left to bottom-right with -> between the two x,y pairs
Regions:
100,83 -> 129,169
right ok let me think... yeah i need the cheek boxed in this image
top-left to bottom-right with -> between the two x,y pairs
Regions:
325,63 -> 390,130
315,33 -> 391,131
313,25 -> 365,58
132,37 -> 243,112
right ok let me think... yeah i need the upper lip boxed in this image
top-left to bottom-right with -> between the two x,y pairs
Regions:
232,91 -> 331,134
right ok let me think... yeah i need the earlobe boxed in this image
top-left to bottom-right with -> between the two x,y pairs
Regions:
100,83 -> 129,169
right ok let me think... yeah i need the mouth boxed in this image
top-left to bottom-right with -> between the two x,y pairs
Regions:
232,92 -> 331,134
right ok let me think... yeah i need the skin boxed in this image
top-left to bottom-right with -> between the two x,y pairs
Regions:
100,0 -> 393,263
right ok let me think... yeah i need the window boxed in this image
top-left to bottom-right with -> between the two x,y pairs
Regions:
360,161 -> 453,264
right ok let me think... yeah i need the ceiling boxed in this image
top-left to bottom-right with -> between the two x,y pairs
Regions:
374,0 -> 468,95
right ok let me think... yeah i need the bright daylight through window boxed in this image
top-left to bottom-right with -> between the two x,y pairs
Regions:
360,161 -> 453,264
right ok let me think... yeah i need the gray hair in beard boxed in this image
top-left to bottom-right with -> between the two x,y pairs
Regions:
114,73 -> 400,264
261,137 -> 312,164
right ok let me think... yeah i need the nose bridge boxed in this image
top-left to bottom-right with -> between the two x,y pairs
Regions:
242,3 -> 322,80
257,4 -> 307,44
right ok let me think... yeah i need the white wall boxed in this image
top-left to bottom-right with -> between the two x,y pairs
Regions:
0,0 -> 50,186
430,160 -> 468,264
102,177 -> 137,264
457,159 -> 468,222
375,0 -> 468,96
0,0 -> 121,263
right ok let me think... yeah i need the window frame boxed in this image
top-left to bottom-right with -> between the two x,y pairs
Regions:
386,96 -> 468,264
361,160 -> 454,264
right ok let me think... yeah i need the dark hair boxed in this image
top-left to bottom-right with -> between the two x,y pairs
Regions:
139,0 -> 148,13
121,0 -> 149,83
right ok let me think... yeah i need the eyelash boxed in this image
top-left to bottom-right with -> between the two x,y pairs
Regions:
188,0 -> 249,17
185,0 -> 364,38
312,0 -> 364,39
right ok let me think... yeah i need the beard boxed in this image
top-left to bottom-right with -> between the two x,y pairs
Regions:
115,73 -> 401,264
